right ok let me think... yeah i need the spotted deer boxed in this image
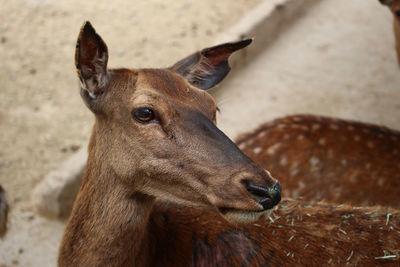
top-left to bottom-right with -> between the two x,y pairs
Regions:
59,22 -> 400,266
237,115 -> 400,208
380,0 -> 400,66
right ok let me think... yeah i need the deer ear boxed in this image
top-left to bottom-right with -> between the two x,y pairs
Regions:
75,21 -> 108,98
379,0 -> 393,6
170,39 -> 252,90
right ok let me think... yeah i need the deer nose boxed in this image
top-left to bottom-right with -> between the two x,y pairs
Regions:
243,181 -> 282,210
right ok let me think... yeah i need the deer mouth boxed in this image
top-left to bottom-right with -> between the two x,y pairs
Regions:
217,206 -> 274,224
218,207 -> 266,214
211,181 -> 281,224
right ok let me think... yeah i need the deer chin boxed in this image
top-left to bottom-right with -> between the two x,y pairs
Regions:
218,207 -> 274,225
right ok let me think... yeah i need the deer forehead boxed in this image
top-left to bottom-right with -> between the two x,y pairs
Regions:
134,69 -> 217,118
130,93 -> 159,105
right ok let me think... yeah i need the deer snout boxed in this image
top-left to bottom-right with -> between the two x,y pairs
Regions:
242,180 -> 282,210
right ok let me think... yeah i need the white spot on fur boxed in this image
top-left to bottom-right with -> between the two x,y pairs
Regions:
377,178 -> 385,187
258,131 -> 266,138
365,163 -> 371,169
280,155 -> 288,166
238,143 -> 246,150
354,135 -> 361,142
253,147 -> 261,154
290,161 -> 299,177
347,125 -> 355,131
298,181 -> 305,189
267,143 -> 281,155
312,124 -> 320,131
330,124 -> 339,130
349,172 -> 358,184
367,141 -> 375,148
292,116 -> 302,122
277,124 -> 287,129
318,138 -> 326,146
283,134 -> 291,140
297,135 -> 305,140
310,157 -> 320,167
246,139 -> 254,146
341,159 -> 347,166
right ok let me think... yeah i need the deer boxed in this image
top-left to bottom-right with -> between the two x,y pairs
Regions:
59,22 -> 400,266
237,114 -> 400,208
379,0 -> 400,66
0,185 -> 8,237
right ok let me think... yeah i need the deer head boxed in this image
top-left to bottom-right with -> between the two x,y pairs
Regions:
75,22 -> 281,224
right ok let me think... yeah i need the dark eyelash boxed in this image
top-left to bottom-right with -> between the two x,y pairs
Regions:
216,106 -> 221,113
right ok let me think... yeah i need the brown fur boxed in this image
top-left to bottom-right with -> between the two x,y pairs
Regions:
380,0 -> 400,66
146,199 -> 400,266
237,114 -> 400,208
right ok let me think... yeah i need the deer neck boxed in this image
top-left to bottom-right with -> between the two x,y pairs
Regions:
59,134 -> 155,266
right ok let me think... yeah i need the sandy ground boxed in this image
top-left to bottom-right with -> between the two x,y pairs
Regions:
0,0 -> 260,265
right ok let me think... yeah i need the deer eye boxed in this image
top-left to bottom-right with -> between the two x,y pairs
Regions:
396,10 -> 400,17
133,108 -> 155,123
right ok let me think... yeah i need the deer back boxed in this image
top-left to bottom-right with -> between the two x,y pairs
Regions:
237,115 -> 400,207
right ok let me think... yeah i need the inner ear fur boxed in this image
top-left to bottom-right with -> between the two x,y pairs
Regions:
170,39 -> 252,90
75,21 -> 109,98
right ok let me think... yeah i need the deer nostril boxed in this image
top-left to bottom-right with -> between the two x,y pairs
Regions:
269,181 -> 282,206
272,181 -> 282,196
242,180 -> 282,210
